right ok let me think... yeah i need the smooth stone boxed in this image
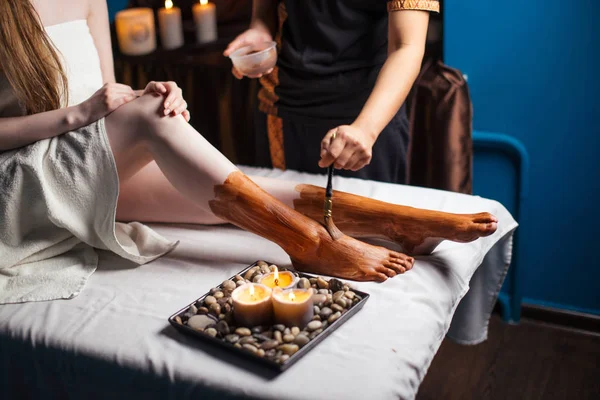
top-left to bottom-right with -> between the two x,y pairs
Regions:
309,278 -> 318,285
235,274 -> 244,281
260,265 -> 271,274
257,261 -> 268,268
204,296 -> 217,306
213,291 -> 224,299
309,329 -> 323,339
239,336 -> 256,345
205,328 -> 218,337
234,343 -> 242,349
279,354 -> 290,363
183,311 -> 195,320
223,303 -> 231,314
318,289 -> 329,295
244,266 -> 260,280
258,331 -> 273,339
265,349 -> 277,358
273,331 -> 283,343
210,287 -> 220,294
321,321 -> 329,330
261,340 -> 280,350
329,278 -> 344,293
222,280 -> 236,291
216,321 -> 230,335
225,334 -> 239,343
298,278 -> 311,289
335,298 -> 348,308
252,275 -> 262,283
242,344 -> 258,353
283,334 -> 295,343
344,291 -> 355,300
218,314 -> 226,321
189,304 -> 198,314
291,327 -> 300,336
311,315 -> 321,321
317,277 -> 329,289
313,306 -> 321,314
174,316 -> 182,325
328,311 -> 341,324
278,344 -> 299,356
209,303 -> 221,316
293,334 -> 309,347
325,294 -> 333,305
187,314 -> 217,331
197,306 -> 209,314
333,291 -> 345,303
227,297 -> 234,305
331,304 -> 344,313
257,349 -> 266,357
236,280 -> 245,287
343,285 -> 350,291
312,294 -> 327,306
217,297 -> 229,306
268,264 -> 278,271
251,326 -> 266,334
319,307 -> 333,319
306,320 -> 322,331
253,334 -> 272,342
283,328 -> 291,336
235,327 -> 252,336
273,324 -> 286,332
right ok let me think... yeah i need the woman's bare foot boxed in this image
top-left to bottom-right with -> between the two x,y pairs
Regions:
384,211 -> 498,254
293,185 -> 498,255
291,226 -> 414,282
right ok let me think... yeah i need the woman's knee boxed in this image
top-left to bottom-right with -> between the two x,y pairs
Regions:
106,93 -> 168,143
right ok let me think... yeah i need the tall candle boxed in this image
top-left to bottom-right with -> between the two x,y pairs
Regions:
231,283 -> 273,327
115,8 -> 156,56
192,0 -> 217,44
158,0 -> 184,50
272,288 -> 314,328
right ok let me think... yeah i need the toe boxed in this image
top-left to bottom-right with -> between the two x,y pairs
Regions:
384,261 -> 405,274
374,272 -> 388,282
378,265 -> 397,278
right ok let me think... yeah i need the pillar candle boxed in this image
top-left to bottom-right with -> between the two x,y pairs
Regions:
272,288 -> 314,328
115,8 -> 156,56
231,283 -> 273,327
158,0 -> 184,50
192,0 -> 217,44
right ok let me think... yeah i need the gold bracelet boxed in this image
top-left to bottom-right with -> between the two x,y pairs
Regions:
387,0 -> 440,13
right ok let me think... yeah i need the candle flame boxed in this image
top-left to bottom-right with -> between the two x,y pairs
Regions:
165,0 -> 173,9
249,284 -> 255,296
289,291 -> 296,301
200,0 -> 208,5
274,266 -> 279,281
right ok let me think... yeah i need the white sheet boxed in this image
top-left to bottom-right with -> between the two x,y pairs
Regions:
0,167 -> 517,400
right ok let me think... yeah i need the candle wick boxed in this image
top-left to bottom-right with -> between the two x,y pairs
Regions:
274,278 -> 279,286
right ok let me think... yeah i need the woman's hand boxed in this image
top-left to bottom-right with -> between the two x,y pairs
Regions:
142,81 -> 190,122
318,125 -> 376,171
79,83 -> 136,124
223,28 -> 274,79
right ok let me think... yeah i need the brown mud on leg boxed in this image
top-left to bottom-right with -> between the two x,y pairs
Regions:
293,184 -> 498,255
209,171 -> 414,281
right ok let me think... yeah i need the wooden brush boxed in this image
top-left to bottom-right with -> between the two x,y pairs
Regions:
323,165 -> 344,240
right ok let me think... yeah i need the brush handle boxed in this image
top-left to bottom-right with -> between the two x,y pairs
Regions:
325,165 -> 334,198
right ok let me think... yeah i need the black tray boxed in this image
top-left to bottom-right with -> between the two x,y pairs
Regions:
168,261 -> 370,372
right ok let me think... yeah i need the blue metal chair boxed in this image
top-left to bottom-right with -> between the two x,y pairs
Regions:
472,131 -> 529,323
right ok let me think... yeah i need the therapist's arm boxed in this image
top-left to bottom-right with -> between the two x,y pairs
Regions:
319,10 -> 430,171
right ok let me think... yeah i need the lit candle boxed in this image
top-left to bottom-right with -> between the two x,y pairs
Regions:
192,0 -> 217,44
272,288 -> 314,328
115,8 -> 156,56
231,283 -> 273,327
158,0 -> 184,50
259,266 -> 297,289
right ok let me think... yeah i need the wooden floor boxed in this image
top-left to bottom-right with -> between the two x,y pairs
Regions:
417,315 -> 600,400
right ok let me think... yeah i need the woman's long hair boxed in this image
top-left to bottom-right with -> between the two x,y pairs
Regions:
0,1 -> 68,114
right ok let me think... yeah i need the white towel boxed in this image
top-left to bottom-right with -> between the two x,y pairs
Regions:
0,118 -> 178,304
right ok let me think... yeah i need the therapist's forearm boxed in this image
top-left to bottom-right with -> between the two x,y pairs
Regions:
352,45 -> 424,142
250,0 -> 278,37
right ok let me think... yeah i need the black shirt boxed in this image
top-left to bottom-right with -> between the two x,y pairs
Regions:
269,0 -> 389,120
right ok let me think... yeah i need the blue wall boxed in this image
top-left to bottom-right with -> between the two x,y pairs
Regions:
445,1 -> 600,314
107,0 -> 128,22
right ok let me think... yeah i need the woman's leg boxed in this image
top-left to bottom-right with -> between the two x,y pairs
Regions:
105,93 -> 411,281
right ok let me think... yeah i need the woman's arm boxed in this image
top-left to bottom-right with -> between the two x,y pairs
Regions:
88,0 -> 116,84
318,10 -> 430,171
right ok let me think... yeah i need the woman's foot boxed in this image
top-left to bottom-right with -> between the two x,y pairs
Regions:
292,224 -> 414,282
383,211 -> 498,254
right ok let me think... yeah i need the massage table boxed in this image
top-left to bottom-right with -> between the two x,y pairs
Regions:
0,166 -> 517,400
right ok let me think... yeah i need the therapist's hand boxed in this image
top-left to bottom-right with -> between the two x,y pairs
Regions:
223,28 -> 274,79
318,125 -> 376,171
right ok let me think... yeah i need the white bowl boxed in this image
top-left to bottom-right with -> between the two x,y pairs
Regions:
229,41 -> 277,76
